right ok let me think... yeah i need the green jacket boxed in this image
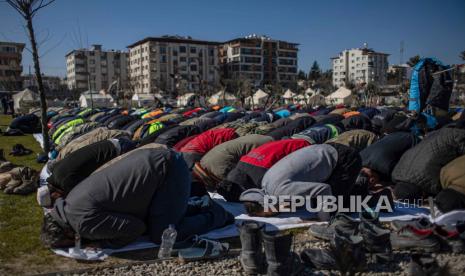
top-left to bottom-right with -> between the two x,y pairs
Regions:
326,129 -> 377,152
200,134 -> 273,180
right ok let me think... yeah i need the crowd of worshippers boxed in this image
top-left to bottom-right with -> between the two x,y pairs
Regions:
27,99 -> 465,250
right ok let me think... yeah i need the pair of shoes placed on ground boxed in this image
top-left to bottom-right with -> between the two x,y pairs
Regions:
9,144 -> 33,156
306,211 -> 392,269
238,221 -> 294,275
1,166 -> 38,195
390,217 -> 465,253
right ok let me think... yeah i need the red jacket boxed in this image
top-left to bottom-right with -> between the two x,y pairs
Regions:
183,107 -> 204,117
174,134 -> 199,151
179,128 -> 238,155
239,139 -> 311,169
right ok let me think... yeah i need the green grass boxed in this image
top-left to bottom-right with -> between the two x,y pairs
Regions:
0,115 -> 56,270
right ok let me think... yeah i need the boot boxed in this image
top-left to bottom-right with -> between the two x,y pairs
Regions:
262,231 -> 293,276
238,221 -> 265,275
13,167 -> 38,195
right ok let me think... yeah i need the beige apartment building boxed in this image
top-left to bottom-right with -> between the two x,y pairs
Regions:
0,41 -> 25,91
127,36 -> 220,95
66,44 -> 128,92
22,74 -> 62,91
219,35 -> 298,87
331,44 -> 389,88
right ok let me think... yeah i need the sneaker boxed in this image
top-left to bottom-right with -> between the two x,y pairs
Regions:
391,217 -> 433,231
308,213 -> 358,241
407,254 -> 450,276
13,168 -> 38,195
390,225 -> 440,252
434,224 -> 465,253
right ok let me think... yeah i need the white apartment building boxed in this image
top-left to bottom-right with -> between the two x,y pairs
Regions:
219,35 -> 298,87
331,45 -> 389,87
127,36 -> 220,95
66,44 -> 128,92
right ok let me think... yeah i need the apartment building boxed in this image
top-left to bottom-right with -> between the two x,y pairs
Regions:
127,36 -> 220,94
66,44 -> 128,92
331,44 -> 389,88
22,74 -> 61,91
219,35 -> 298,87
0,41 -> 25,91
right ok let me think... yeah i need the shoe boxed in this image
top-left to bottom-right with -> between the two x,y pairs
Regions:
301,227 -> 366,272
308,213 -> 358,241
390,225 -> 440,252
434,224 -> 465,253
391,217 -> 433,231
262,231 -> 293,276
0,173 -> 12,190
13,167 -> 38,195
358,214 -> 392,261
9,144 -> 33,156
0,149 -> 15,173
407,254 -> 450,276
300,248 -> 335,270
3,167 -> 24,194
237,221 -> 265,275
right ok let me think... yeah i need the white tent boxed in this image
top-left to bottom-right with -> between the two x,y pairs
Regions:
245,89 -> 269,107
177,93 -> 196,107
79,90 -> 115,108
282,89 -> 296,104
208,90 -> 237,106
132,93 -> 155,107
13,88 -> 40,112
325,87 -> 354,105
307,94 -> 326,107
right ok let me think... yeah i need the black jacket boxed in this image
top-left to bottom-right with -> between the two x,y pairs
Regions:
155,125 -> 201,148
360,132 -> 419,179
267,116 -> 315,140
392,128 -> 465,196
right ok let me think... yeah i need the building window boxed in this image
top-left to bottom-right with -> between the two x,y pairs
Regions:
190,47 -> 196,54
160,47 -> 166,54
180,57 -> 187,62
179,46 -> 186,53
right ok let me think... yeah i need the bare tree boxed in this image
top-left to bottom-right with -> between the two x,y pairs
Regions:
6,0 -> 56,154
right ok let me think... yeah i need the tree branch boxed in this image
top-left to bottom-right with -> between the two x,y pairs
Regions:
32,0 -> 55,15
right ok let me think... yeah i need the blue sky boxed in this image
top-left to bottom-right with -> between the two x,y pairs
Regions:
1,0 -> 464,77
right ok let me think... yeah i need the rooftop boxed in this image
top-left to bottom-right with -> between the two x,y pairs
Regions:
224,34 -> 299,46
127,35 -> 221,48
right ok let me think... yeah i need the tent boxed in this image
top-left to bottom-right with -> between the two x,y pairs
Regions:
325,87 -> 354,106
132,93 -> 156,107
245,89 -> 269,108
208,90 -> 237,106
282,89 -> 296,104
79,90 -> 115,108
177,93 -> 196,107
13,88 -> 40,112
307,94 -> 326,107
